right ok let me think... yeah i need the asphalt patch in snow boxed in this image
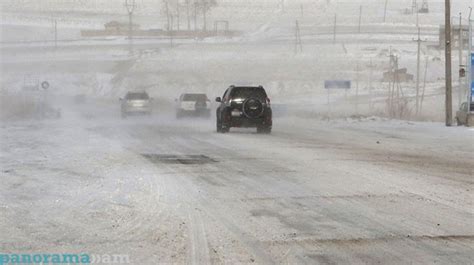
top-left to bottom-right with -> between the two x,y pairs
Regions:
142,154 -> 218,165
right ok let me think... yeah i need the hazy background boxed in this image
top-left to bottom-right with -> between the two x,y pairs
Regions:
1,0 -> 473,121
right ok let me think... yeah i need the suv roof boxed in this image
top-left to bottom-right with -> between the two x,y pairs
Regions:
229,86 -> 267,99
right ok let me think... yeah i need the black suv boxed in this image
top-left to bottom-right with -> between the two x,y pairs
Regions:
215,86 -> 272,133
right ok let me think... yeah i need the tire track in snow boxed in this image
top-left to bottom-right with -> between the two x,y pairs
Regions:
187,206 -> 211,265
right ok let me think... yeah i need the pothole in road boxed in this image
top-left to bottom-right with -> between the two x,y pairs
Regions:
142,154 -> 218,165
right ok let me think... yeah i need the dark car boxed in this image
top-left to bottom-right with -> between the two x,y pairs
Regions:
215,86 -> 272,133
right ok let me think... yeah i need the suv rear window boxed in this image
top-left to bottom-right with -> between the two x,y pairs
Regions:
230,87 -> 267,99
126,92 -> 149,100
182,94 -> 208,101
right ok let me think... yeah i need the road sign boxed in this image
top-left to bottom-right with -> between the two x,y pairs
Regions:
324,80 -> 351,89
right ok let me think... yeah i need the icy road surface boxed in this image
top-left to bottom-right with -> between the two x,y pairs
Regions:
1,104 -> 473,264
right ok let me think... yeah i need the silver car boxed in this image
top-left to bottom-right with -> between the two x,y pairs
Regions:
455,102 -> 473,126
175,93 -> 211,119
120,91 -> 152,118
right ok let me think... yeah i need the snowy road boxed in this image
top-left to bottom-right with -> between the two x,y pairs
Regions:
1,104 -> 473,264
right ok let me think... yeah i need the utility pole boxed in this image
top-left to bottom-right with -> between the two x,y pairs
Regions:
176,1 -> 180,31
388,48 -> 394,115
383,0 -> 388,23
392,55 -> 402,118
333,14 -> 337,44
416,27 -> 421,115
52,18 -> 58,50
124,0 -> 136,55
165,0 -> 170,31
295,20 -> 303,54
194,1 -> 198,32
469,8 -> 473,109
420,56 -> 429,115
445,0 -> 453,126
466,7 -> 474,109
387,50 -> 404,118
186,0 -> 191,30
413,27 -> 426,115
458,13 -> 463,106
202,1 -> 207,32
358,5 -> 363,33
170,15 -> 174,47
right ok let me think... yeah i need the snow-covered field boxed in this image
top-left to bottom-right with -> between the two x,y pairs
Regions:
1,101 -> 473,264
1,0 -> 473,264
